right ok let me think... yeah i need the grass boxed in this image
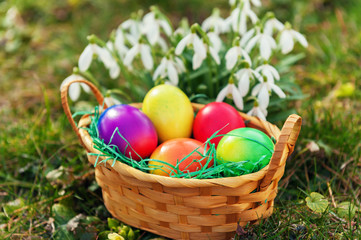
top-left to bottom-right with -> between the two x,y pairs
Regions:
1,0 -> 360,239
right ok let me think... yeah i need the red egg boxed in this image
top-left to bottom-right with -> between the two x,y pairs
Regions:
193,102 -> 245,147
148,138 -> 213,176
97,104 -> 158,161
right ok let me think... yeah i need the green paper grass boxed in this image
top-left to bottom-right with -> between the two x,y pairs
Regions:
78,106 -> 274,179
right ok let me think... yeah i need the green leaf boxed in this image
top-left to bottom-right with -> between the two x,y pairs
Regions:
97,231 -> 112,240
305,192 -> 329,213
108,218 -> 121,231
52,204 -> 76,225
336,201 -> 357,219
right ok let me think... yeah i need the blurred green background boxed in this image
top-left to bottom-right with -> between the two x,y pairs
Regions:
1,0 -> 360,239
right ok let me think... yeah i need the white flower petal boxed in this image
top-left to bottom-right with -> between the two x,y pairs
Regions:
238,70 -> 251,96
193,35 -> 207,58
78,44 -> 94,72
96,46 -> 114,68
268,65 -> 280,80
216,85 -> 231,102
80,83 -> 91,93
260,36 -> 273,60
140,44 -> 153,70
231,85 -> 244,110
258,85 -> 270,108
69,82 -> 81,101
109,64 -> 120,79
240,28 -> 255,47
123,45 -> 139,68
251,83 -> 262,96
245,35 -> 260,53
157,37 -> 169,52
153,58 -> 167,80
147,23 -> 159,45
225,47 -> 238,70
192,52 -> 205,70
292,30 -> 308,48
167,61 -> 179,85
175,34 -> 191,55
159,19 -> 172,36
271,84 -> 286,98
175,57 -> 186,73
280,31 -> 294,54
209,46 -> 220,65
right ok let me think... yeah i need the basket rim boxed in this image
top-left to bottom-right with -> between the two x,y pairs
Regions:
77,102 -> 285,188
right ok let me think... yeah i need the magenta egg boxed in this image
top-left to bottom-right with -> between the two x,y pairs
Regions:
97,104 -> 158,160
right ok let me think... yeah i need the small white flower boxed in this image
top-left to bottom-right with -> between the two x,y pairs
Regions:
226,5 -> 258,35
114,29 -> 129,59
279,25 -> 308,54
142,11 -> 172,45
105,42 -> 121,79
175,32 -> 207,70
78,43 -> 118,76
174,18 -> 190,36
60,74 -> 90,101
225,45 -> 252,70
121,18 -> 142,42
255,63 -> 280,83
207,32 -> 223,53
235,67 -> 261,96
104,96 -> 122,107
252,76 -> 286,108
247,103 -> 268,120
123,42 -> 153,70
216,83 -> 244,110
202,8 -> 228,34
153,56 -> 185,85
240,28 -> 256,47
264,17 -> 284,36
245,30 -> 277,60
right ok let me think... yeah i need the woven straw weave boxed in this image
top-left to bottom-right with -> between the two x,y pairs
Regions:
61,79 -> 302,240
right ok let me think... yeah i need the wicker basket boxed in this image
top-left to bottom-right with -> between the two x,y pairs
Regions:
61,79 -> 302,240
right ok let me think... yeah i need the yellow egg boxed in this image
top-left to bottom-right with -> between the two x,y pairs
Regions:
142,84 -> 194,142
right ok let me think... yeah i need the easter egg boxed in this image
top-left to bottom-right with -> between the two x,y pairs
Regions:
216,128 -> 274,171
193,102 -> 245,147
148,138 -> 213,176
97,104 -> 158,160
142,84 -> 194,142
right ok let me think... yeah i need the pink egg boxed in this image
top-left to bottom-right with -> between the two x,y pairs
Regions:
97,104 -> 158,160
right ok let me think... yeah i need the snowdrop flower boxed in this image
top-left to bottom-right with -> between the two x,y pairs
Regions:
104,42 -> 121,79
78,43 -> 118,74
264,16 -> 284,36
252,76 -> 286,108
142,11 -> 172,45
247,100 -> 268,120
175,31 -> 207,70
108,232 -> 124,240
279,22 -> 308,54
174,18 -> 190,36
202,8 -> 227,34
234,65 -> 261,96
225,44 -> 252,70
153,56 -> 185,85
114,29 -> 129,59
245,29 -> 277,60
207,32 -> 222,53
216,78 -> 244,110
226,4 -> 258,35
60,74 -> 90,101
255,62 -> 280,83
121,17 -> 142,42
123,41 -> 153,70
104,96 -> 122,107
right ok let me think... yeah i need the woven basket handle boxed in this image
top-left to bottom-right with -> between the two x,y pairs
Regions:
60,79 -> 107,150
260,114 -> 302,190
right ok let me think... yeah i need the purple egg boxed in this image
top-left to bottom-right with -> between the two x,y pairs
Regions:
97,104 -> 158,160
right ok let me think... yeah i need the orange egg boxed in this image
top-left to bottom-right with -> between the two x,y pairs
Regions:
148,138 -> 213,176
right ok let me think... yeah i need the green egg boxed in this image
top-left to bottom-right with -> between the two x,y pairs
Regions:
216,127 -> 275,171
